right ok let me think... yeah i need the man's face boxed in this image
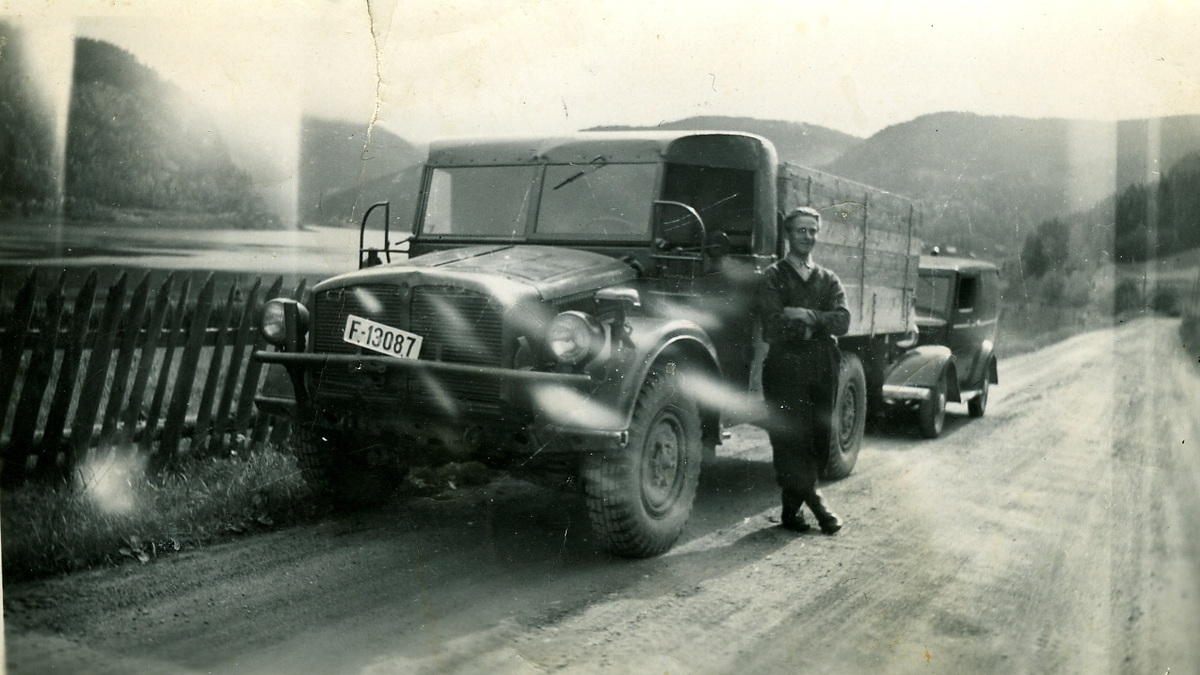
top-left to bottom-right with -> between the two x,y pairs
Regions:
786,215 -> 820,257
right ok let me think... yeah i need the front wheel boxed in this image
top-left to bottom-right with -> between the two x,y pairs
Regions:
918,371 -> 948,438
290,424 -> 389,507
823,353 -> 866,479
583,368 -> 702,558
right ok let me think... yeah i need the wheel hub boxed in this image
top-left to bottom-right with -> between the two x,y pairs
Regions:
642,415 -> 683,515
837,385 -> 858,447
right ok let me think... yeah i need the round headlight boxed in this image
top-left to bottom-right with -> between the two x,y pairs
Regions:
261,299 -> 288,344
547,311 -> 604,365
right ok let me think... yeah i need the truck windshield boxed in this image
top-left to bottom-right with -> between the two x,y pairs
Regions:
916,274 -> 952,321
537,163 -> 657,239
420,163 -> 657,239
423,166 -> 539,237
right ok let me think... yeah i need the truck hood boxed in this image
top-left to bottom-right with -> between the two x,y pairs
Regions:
315,245 -> 638,302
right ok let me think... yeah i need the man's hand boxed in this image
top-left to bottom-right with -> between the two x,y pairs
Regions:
783,307 -> 817,325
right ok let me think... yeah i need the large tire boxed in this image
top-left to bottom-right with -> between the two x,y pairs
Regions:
918,371 -> 948,438
583,368 -> 702,558
290,424 -> 388,507
823,353 -> 867,479
291,424 -> 339,493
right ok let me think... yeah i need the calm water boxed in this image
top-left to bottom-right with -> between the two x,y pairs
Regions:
0,221 -> 405,278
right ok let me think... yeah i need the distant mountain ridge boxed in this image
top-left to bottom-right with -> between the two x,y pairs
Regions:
301,111 -> 1200,263
822,112 -> 1200,258
588,115 -> 862,167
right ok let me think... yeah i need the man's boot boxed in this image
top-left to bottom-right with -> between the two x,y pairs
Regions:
780,489 -> 810,532
804,488 -> 842,534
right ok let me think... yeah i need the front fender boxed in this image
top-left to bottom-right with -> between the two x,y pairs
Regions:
971,340 -> 999,387
882,346 -> 962,403
531,317 -> 721,435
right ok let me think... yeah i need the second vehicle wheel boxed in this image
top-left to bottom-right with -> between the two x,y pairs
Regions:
583,367 -> 702,558
918,371 -> 948,438
823,352 -> 866,479
968,374 -> 990,418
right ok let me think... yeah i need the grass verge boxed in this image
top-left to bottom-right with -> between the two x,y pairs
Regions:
1,445 -> 317,583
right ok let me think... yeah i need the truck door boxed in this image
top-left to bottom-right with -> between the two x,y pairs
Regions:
648,163 -> 761,389
950,273 -> 989,386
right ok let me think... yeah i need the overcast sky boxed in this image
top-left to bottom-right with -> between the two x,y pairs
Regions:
8,0 -> 1200,145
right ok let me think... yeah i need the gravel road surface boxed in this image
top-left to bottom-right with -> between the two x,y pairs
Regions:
5,316 -> 1199,675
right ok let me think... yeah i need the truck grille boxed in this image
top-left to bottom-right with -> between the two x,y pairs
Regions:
312,285 -> 405,355
309,284 -> 505,416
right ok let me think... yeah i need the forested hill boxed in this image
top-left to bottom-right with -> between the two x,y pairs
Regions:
63,38 -> 278,227
589,115 -> 861,167
822,112 -> 1200,258
298,118 -> 423,226
0,21 -> 56,217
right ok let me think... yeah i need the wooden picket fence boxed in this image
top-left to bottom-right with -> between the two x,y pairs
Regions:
0,269 -> 307,485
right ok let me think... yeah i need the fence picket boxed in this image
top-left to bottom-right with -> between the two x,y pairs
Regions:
141,275 -> 190,454
37,270 -> 98,476
0,270 -> 41,482
211,277 -> 261,454
0,269 -> 38,434
0,269 -> 307,482
235,276 -> 283,433
156,274 -> 215,468
69,273 -> 128,464
100,272 -> 150,446
194,282 -> 237,451
121,273 -> 174,443
7,272 -> 67,479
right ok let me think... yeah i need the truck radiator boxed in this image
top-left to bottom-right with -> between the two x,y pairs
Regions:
309,285 -> 504,415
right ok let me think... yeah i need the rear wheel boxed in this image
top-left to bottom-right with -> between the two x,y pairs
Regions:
918,371 -> 948,438
968,374 -> 990,418
583,368 -> 702,558
823,353 -> 866,479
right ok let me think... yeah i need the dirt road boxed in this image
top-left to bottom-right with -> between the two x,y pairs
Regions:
6,317 -> 1200,674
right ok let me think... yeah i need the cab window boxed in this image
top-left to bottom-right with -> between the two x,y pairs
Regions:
916,273 -> 953,321
661,164 -> 756,253
956,276 -> 977,313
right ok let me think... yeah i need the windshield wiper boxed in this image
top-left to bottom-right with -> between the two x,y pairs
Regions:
553,155 -> 608,190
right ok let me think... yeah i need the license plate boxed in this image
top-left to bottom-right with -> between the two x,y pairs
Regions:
343,314 -> 423,359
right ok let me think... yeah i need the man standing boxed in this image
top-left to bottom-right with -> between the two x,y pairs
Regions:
759,206 -> 850,534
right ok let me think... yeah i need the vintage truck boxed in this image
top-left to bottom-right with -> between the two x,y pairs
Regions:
255,131 -> 989,557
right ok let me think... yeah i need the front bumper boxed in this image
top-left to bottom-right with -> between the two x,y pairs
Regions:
252,350 -> 627,446
881,384 -> 932,402
254,351 -> 594,386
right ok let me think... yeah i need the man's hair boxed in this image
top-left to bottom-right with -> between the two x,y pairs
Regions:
783,206 -> 822,228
